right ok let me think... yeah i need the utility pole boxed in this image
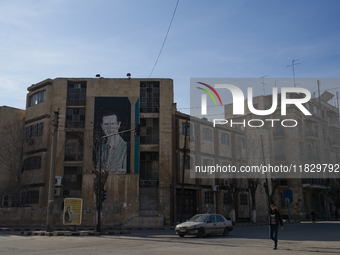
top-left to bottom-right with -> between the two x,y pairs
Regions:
260,75 -> 268,96
261,134 -> 270,209
96,142 -> 103,232
46,110 -> 59,232
287,59 -> 301,87
179,119 -> 188,223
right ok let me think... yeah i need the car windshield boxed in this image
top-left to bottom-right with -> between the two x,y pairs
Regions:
188,215 -> 208,222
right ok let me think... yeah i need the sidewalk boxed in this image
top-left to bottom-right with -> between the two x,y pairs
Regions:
0,226 -> 130,236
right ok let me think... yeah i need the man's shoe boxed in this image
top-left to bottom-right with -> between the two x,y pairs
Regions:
273,246 -> 277,250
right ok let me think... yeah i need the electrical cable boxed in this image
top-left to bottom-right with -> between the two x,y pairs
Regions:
148,0 -> 179,78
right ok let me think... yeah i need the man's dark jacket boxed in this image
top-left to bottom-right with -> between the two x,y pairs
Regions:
268,209 -> 284,226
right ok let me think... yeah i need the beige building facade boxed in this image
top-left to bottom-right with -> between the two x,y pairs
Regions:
173,111 -> 269,223
0,77 -> 174,227
225,91 -> 340,220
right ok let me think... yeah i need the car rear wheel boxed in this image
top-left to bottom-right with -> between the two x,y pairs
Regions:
223,227 -> 229,236
197,228 -> 205,238
178,234 -> 185,238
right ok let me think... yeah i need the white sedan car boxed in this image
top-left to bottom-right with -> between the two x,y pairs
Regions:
175,214 -> 233,238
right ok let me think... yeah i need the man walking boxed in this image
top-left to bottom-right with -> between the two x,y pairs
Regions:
311,209 -> 316,223
268,204 -> 284,250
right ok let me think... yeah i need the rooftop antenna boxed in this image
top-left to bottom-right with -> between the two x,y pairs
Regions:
287,59 -> 301,87
260,75 -> 268,95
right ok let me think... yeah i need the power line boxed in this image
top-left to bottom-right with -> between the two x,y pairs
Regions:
148,0 -> 179,78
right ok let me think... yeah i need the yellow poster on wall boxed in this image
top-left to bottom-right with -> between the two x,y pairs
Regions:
63,198 -> 83,225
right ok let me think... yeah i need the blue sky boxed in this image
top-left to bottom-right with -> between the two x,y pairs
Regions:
1,0 -> 339,112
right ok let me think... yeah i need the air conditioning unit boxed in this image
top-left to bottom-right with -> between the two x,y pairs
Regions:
212,185 -> 220,192
54,188 -> 61,196
55,176 -> 62,186
223,179 -> 229,187
2,195 -> 13,207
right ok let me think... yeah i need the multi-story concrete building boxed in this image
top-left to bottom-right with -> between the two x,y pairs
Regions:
225,90 -> 340,220
0,77 -> 174,227
173,111 -> 268,223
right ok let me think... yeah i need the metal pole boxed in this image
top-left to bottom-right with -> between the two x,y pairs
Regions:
46,110 -> 59,232
179,119 -> 188,223
261,135 -> 271,209
96,139 -> 102,232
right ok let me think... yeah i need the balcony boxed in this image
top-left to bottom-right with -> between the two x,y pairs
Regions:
328,120 -> 340,129
305,130 -> 318,140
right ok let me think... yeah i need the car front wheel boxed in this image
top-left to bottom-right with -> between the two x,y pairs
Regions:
197,228 -> 205,238
223,227 -> 229,236
178,234 -> 185,238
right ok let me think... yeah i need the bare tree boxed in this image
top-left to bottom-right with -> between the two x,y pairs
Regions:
245,129 -> 269,223
0,122 -> 24,206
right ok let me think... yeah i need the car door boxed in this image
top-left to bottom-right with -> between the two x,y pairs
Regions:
215,215 -> 226,233
205,215 -> 217,234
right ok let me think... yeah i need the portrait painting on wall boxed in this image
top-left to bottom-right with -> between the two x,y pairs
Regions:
94,97 -> 131,174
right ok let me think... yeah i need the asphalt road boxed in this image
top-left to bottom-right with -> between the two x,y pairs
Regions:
0,222 -> 339,255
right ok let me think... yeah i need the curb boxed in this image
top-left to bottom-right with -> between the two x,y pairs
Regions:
0,227 -> 175,232
234,220 -> 300,228
20,230 -> 130,236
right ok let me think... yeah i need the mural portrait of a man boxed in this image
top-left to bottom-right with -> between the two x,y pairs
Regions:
94,97 -> 131,174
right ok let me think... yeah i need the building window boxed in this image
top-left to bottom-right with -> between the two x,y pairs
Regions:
67,81 -> 86,106
203,128 -> 212,141
273,124 -> 284,137
140,81 -> 160,113
221,133 -> 229,145
307,144 -> 313,160
204,191 -> 214,205
140,152 -> 159,180
140,118 -> 159,144
23,156 -> 41,172
299,142 -> 303,159
25,122 -> 44,139
22,190 -> 39,205
240,194 -> 248,205
185,155 -> 191,169
64,132 -> 84,161
223,192 -> 232,205
181,122 -> 190,136
63,167 -> 82,197
29,90 -> 46,107
238,137 -> 245,149
275,141 -> 285,162
66,108 -> 86,128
